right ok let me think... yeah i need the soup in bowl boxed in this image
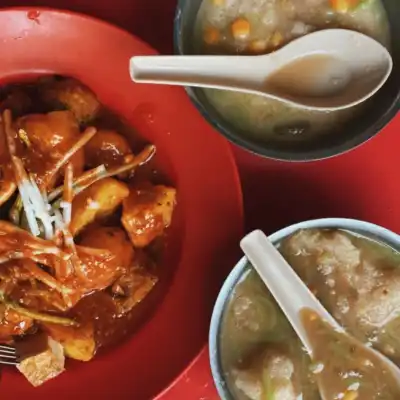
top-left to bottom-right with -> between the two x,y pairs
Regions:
175,0 -> 400,160
209,218 -> 400,399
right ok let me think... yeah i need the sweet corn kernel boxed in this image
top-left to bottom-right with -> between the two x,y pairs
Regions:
330,0 -> 350,12
211,0 -> 224,5
343,390 -> 359,400
271,31 -> 283,47
203,27 -> 220,45
231,18 -> 251,40
308,312 -> 318,321
248,39 -> 268,53
330,0 -> 360,12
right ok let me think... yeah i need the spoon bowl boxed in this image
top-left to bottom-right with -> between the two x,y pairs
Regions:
130,29 -> 393,111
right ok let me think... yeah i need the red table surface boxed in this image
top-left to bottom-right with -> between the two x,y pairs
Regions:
1,0 -> 399,399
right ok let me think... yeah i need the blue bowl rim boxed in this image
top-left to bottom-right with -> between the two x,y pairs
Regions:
209,217 -> 400,399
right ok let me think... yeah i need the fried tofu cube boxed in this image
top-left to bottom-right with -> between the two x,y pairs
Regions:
42,322 -> 96,362
17,336 -> 65,387
70,178 -> 129,236
80,226 -> 134,270
40,78 -> 100,123
84,129 -> 133,169
15,111 -> 85,188
121,184 -> 176,248
112,263 -> 158,315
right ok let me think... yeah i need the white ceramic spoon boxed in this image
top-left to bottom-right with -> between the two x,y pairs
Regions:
240,229 -> 400,399
130,29 -> 392,111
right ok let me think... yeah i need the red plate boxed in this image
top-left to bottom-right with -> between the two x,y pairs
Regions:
0,8 -> 243,400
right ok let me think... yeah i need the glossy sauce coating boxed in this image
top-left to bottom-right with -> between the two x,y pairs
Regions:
0,76 -> 176,364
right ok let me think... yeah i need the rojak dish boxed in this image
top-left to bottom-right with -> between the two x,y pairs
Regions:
0,76 -> 176,386
220,229 -> 400,400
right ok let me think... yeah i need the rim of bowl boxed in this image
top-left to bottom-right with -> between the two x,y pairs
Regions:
209,217 -> 400,399
173,2 -> 400,162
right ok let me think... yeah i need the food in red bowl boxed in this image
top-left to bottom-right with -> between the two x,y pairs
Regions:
0,74 -> 175,386
0,8 -> 243,399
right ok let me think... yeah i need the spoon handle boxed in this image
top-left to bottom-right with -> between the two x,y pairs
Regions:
129,55 -> 265,92
240,230 -> 343,353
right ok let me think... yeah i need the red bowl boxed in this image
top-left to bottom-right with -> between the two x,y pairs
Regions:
0,8 -> 243,399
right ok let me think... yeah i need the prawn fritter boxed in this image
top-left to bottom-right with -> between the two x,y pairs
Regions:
79,226 -> 134,271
